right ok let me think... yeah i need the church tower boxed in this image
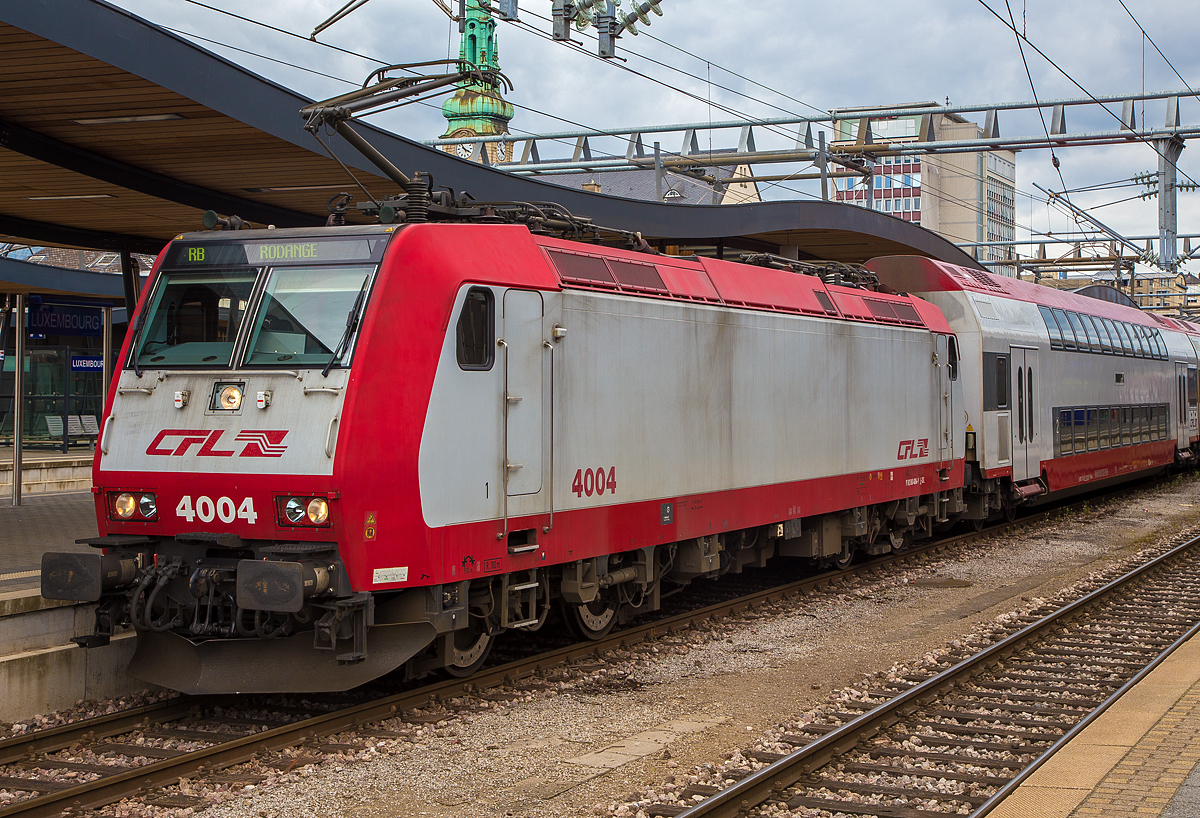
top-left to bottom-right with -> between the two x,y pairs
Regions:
441,0 -> 515,163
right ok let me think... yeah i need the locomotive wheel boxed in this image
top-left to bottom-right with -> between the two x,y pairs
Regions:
1003,502 -> 1018,523
563,594 -> 617,640
970,518 -> 986,532
823,542 -> 855,570
886,528 -> 909,553
443,625 -> 494,678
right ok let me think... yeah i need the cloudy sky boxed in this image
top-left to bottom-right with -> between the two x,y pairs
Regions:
108,0 -> 1199,265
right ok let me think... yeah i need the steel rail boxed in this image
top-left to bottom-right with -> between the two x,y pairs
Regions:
0,484 -> 1156,817
672,532 -> 1200,818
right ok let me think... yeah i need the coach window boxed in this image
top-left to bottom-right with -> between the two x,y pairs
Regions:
1100,318 -> 1122,354
1074,408 -> 1088,452
1098,407 -> 1111,448
1135,326 -> 1151,358
1122,407 -> 1133,445
1066,312 -> 1092,352
1051,309 -> 1076,350
1115,322 -> 1135,355
456,287 -> 495,370
1154,330 -> 1168,359
1090,316 -> 1114,354
1058,409 -> 1074,455
1040,306 -> 1064,348
1080,315 -> 1102,351
995,355 -> 1009,408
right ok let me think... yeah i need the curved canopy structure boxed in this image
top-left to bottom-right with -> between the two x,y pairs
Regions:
0,0 -> 981,269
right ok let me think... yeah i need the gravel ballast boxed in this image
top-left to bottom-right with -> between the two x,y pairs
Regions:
49,474 -> 1200,818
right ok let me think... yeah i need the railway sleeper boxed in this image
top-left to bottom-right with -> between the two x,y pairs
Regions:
910,721 -> 1063,742
924,709 -> 1078,729
838,760 -> 1011,787
864,747 -> 1027,770
785,794 -> 972,818
897,733 -> 1049,753
803,778 -> 989,807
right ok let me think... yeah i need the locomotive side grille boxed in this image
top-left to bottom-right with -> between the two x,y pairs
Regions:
863,298 -> 898,321
607,259 -> 668,293
864,298 -> 923,325
546,249 -> 616,287
813,291 -> 838,315
952,267 -> 1005,292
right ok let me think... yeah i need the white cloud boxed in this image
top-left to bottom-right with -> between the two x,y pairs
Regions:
105,0 -> 1200,264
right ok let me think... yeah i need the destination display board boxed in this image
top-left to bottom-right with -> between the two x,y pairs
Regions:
163,236 -> 388,268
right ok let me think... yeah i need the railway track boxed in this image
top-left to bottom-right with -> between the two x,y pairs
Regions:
665,531 -> 1200,818
0,495 -> 1160,817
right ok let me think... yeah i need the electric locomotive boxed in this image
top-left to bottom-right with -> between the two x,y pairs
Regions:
43,218 -> 978,694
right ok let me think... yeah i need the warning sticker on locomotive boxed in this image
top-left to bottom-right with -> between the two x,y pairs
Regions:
373,566 -> 408,584
364,511 -> 377,541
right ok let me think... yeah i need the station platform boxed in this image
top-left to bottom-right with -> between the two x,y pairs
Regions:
0,445 -> 94,495
991,631 -> 1200,818
0,490 -> 97,594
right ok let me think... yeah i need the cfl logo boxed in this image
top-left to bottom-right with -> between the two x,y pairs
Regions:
897,438 -> 930,460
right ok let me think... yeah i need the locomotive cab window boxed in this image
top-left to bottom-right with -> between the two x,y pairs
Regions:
456,287 -> 495,370
995,355 -> 1008,409
947,336 -> 959,380
244,265 -> 375,367
132,270 -> 256,368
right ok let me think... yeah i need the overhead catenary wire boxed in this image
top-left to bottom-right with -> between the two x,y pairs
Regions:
155,0 -> 1061,249
974,0 -> 1200,194
1116,0 -> 1200,106
170,0 -> 829,202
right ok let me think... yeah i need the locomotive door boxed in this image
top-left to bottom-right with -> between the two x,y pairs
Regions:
502,289 -> 544,498
1010,346 -> 1039,481
935,334 -> 953,468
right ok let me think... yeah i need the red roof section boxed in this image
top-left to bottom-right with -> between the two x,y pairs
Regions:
535,237 -> 952,334
867,255 -> 1200,335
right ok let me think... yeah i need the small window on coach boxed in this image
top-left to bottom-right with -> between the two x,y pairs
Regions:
244,265 -> 375,367
133,270 -> 257,367
995,355 -> 1009,408
456,287 -> 495,370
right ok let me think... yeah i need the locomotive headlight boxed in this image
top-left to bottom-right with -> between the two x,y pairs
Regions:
306,498 -> 329,524
139,493 -> 157,520
114,493 -> 137,519
218,385 -> 243,411
284,497 -> 306,524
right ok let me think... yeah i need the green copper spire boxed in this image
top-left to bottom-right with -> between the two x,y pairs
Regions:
441,0 -> 514,158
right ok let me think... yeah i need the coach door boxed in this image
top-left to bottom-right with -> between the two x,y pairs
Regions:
1175,362 -> 1194,447
1011,346 -> 1039,481
502,289 -> 544,499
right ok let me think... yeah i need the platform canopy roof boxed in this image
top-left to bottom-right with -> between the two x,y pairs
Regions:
0,0 -> 982,270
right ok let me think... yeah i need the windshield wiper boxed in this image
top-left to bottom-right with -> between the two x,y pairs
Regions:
129,312 -> 146,378
322,278 -> 370,378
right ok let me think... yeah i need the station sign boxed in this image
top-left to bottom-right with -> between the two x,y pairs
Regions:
70,355 -> 105,372
27,304 -> 104,337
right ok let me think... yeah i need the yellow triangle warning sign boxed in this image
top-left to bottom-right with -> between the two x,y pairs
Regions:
365,512 -> 376,525
966,424 -> 974,432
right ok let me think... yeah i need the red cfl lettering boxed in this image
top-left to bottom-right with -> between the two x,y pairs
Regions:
896,438 -> 931,461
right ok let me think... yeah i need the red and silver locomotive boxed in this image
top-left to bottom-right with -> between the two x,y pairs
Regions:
41,215 -> 1200,693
